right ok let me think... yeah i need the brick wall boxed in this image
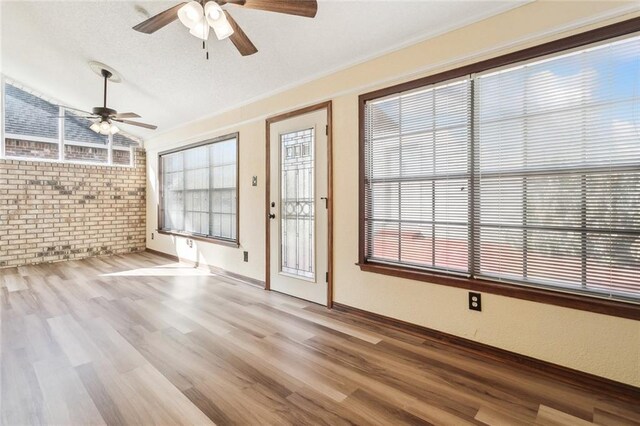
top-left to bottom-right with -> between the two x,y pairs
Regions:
0,148 -> 146,268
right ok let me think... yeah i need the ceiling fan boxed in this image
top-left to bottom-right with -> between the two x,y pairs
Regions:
60,68 -> 157,135
132,0 -> 318,56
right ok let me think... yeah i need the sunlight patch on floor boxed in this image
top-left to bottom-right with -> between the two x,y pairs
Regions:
100,262 -> 214,277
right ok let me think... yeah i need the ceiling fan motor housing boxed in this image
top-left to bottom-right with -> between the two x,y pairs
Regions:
92,106 -> 117,119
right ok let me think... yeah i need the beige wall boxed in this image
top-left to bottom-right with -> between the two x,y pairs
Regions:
147,121 -> 265,282
146,1 -> 640,387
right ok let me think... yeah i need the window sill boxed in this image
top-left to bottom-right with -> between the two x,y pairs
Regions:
357,262 -> 640,321
157,230 -> 240,248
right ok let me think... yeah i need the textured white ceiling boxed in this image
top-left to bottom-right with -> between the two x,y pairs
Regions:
1,0 -> 525,139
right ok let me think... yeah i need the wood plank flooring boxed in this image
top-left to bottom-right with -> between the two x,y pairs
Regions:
1,252 -> 638,425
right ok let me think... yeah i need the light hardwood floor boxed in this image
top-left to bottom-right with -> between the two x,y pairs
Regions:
1,252 -> 638,425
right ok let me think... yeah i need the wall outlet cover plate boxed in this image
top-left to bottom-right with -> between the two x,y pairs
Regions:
469,292 -> 482,311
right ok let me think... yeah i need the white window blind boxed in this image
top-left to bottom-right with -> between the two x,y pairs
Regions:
160,136 -> 237,242
363,33 -> 640,301
474,35 -> 640,299
364,79 -> 471,274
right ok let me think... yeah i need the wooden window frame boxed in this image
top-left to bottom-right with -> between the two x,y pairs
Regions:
158,132 -> 240,248
358,17 -> 640,320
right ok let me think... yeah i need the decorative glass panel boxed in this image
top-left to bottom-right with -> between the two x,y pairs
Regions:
280,128 -> 315,279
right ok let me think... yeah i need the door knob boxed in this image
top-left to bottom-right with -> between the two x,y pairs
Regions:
268,213 -> 276,219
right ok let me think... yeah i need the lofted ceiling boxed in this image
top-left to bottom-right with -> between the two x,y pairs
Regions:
1,0 -> 526,139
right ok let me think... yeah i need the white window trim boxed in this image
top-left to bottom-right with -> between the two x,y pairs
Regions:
1,75 -> 140,167
3,133 -> 60,145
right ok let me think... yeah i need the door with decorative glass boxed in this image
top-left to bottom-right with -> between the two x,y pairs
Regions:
268,108 -> 328,305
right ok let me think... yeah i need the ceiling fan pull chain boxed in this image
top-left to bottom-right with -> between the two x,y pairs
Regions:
202,1 -> 208,60
202,39 -> 209,60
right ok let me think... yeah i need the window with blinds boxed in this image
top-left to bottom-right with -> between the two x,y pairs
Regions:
363,33 -> 640,302
159,134 -> 238,243
364,79 -> 471,274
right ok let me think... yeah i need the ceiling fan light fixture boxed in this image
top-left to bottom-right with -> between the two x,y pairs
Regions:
178,1 -> 203,29
99,120 -> 112,134
212,20 -> 233,40
208,13 -> 234,40
189,17 -> 210,40
204,1 -> 222,21
88,119 -> 131,136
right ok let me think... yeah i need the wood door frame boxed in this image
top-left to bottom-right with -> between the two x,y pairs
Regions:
265,101 -> 333,308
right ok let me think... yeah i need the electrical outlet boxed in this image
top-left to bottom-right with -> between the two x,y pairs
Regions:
469,292 -> 482,311
187,239 -> 193,248
151,232 -> 154,240
252,176 -> 258,187
243,251 -> 248,262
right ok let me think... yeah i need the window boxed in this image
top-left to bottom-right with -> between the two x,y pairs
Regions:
4,81 -> 60,159
364,79 -> 471,275
63,111 -> 109,163
112,133 -> 138,165
1,80 -> 140,165
474,37 -> 640,301
361,27 -> 640,307
159,133 -> 239,245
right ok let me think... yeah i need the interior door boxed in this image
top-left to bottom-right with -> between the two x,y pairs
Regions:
268,108 -> 328,305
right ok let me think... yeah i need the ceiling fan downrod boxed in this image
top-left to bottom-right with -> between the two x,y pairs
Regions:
102,69 -> 111,108
92,69 -> 116,120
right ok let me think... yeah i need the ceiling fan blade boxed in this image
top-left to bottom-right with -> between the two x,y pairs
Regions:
58,105 -> 95,116
113,112 -> 141,119
234,0 -> 317,18
133,2 -> 186,34
224,11 -> 258,56
114,119 -> 158,130
48,115 -> 96,119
